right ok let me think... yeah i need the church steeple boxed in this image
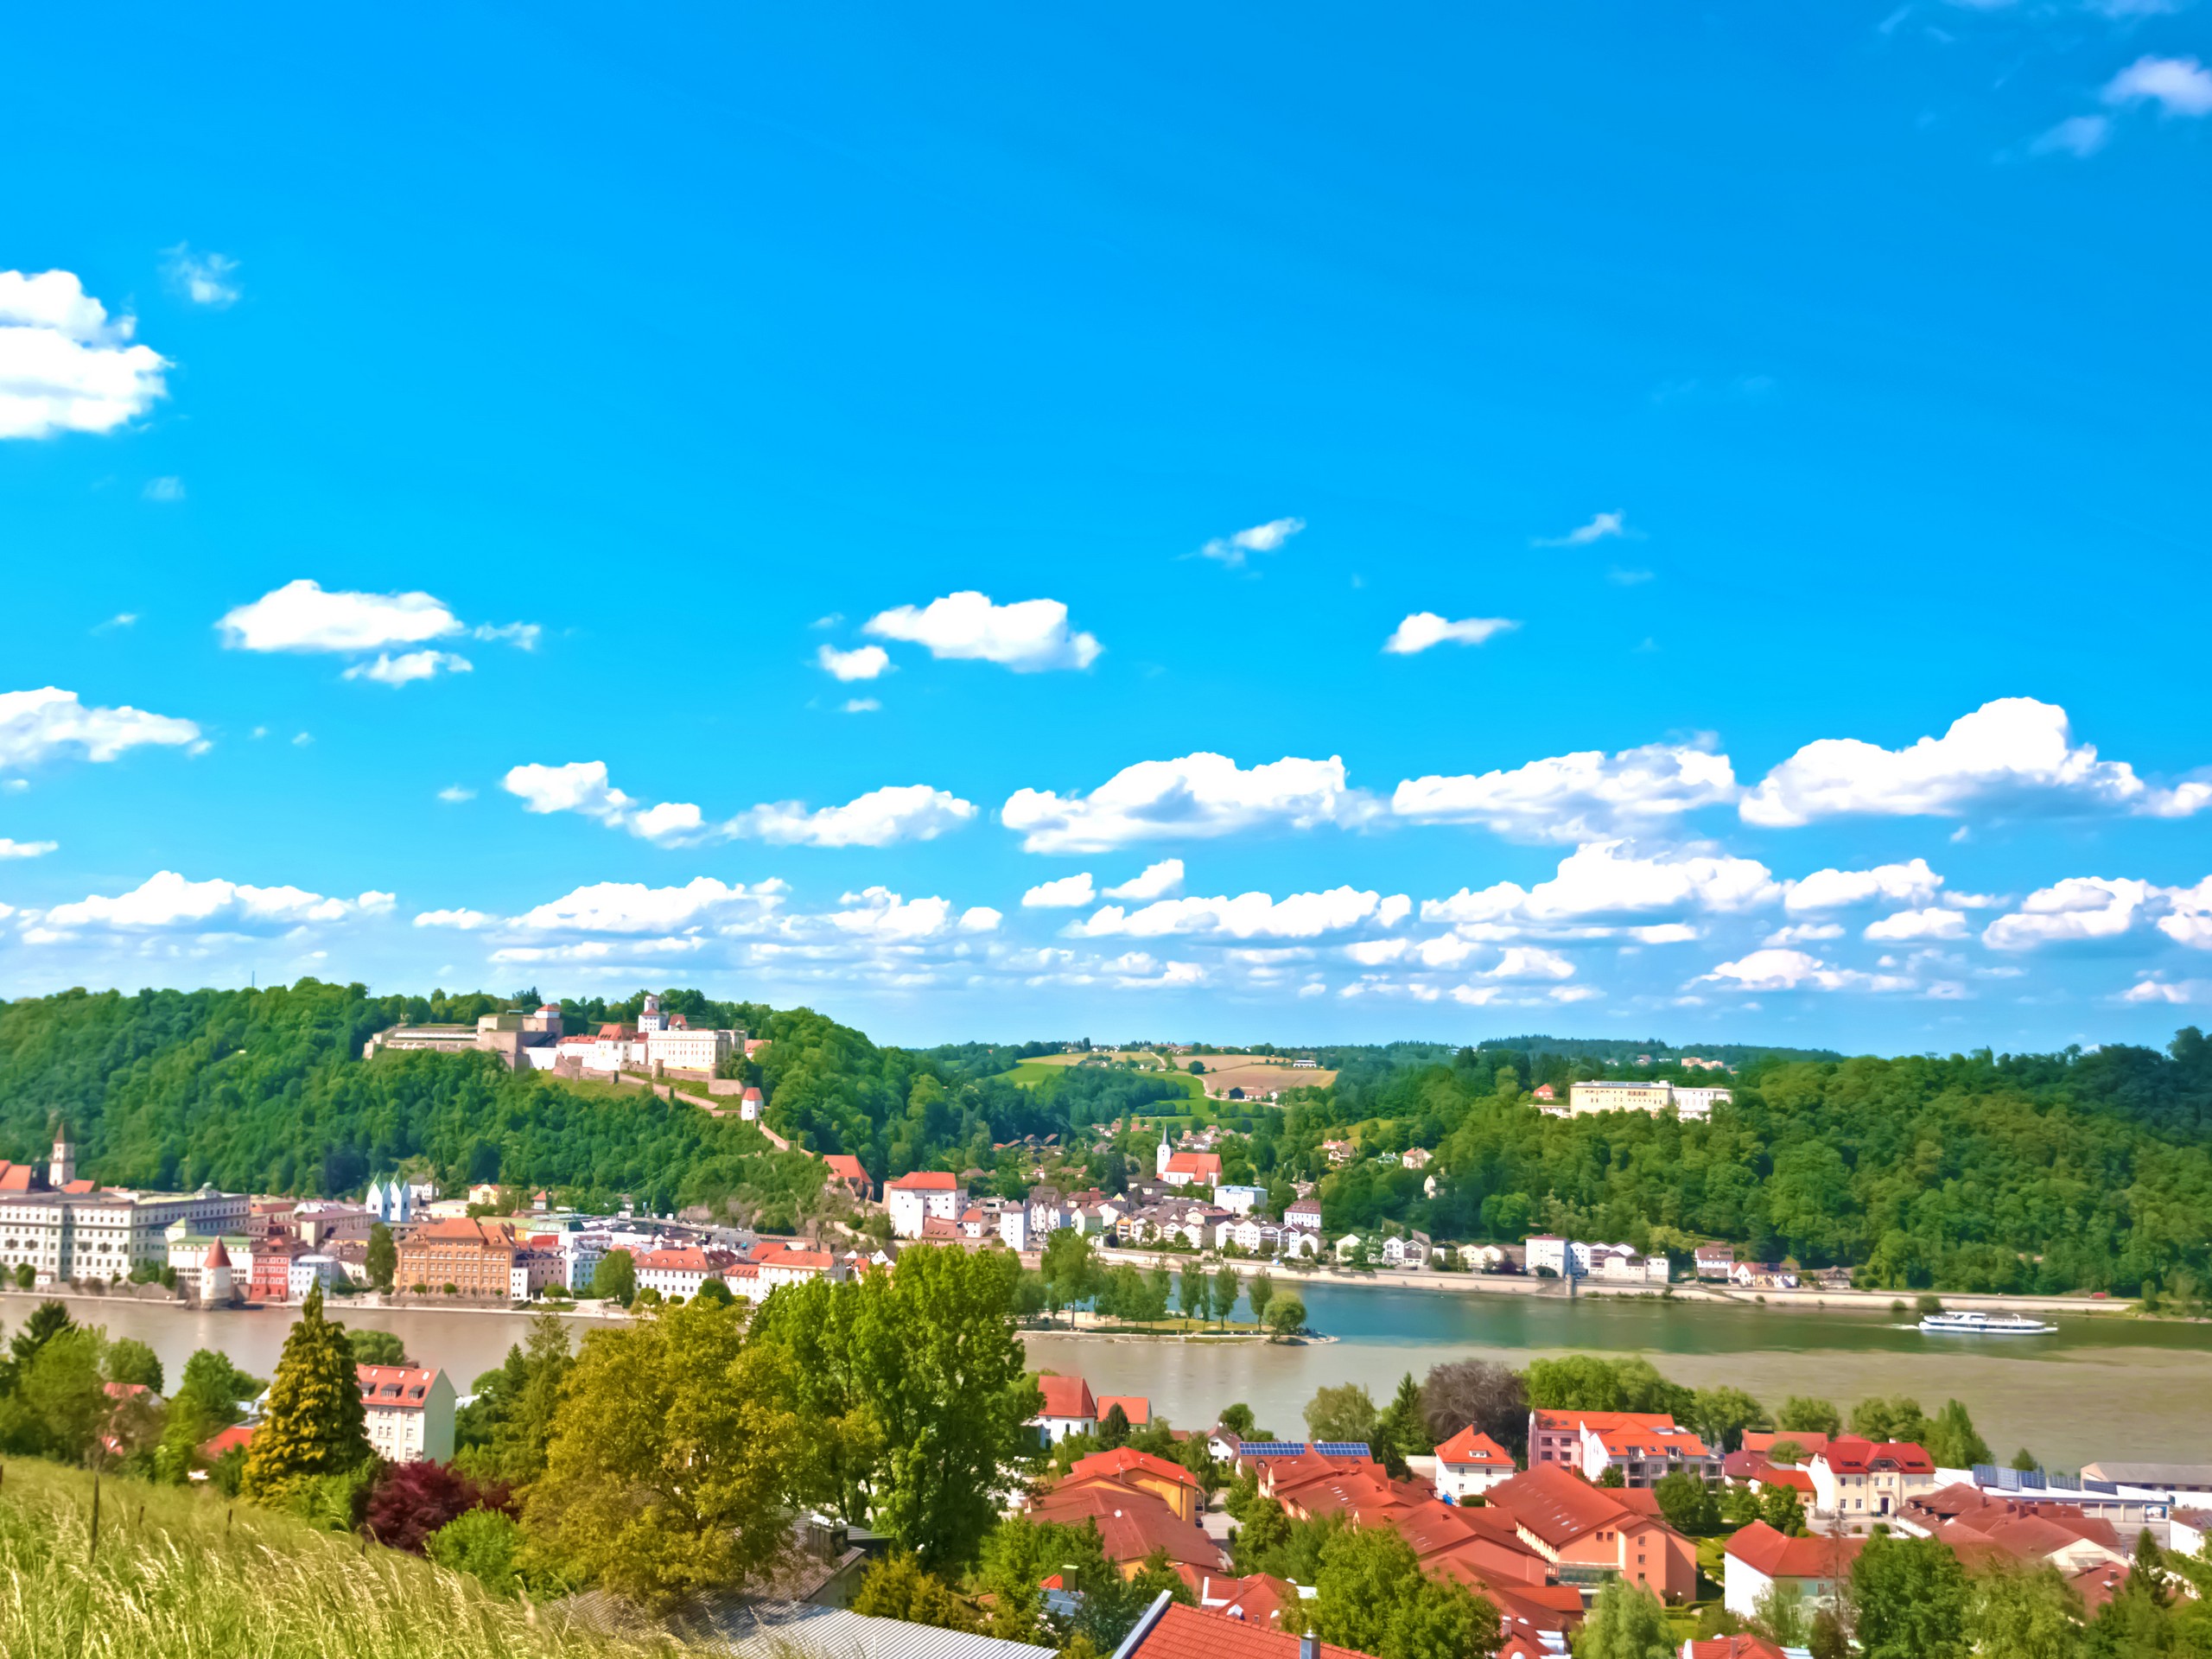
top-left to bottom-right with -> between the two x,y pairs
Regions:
48,1120 -> 75,1188
1155,1122 -> 1173,1179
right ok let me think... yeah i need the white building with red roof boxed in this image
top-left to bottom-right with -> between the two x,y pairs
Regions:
1575,1419 -> 1719,1487
357,1363 -> 455,1464
1032,1372 -> 1097,1442
1809,1438 -> 1937,1522
1433,1425 -> 1518,1501
1722,1520 -> 1863,1618
633,1245 -> 741,1300
887,1170 -> 964,1237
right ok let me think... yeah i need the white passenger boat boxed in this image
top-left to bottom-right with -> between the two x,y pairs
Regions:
1917,1309 -> 2056,1335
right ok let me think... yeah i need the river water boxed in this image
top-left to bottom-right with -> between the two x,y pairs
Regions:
22,1281 -> 2210,1471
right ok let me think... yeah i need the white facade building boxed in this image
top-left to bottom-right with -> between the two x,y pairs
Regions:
288,1255 -> 342,1300
1214,1185 -> 1266,1217
887,1172 -> 963,1238
1524,1236 -> 1592,1276
359,1364 -> 455,1464
0,1170 -> 248,1288
1567,1080 -> 1731,1120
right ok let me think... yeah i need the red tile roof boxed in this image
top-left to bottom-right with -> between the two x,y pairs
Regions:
823,1154 -> 868,1185
1096,1394 -> 1152,1427
889,1171 -> 959,1191
1068,1446 -> 1198,1491
1741,1430 -> 1829,1457
1434,1425 -> 1516,1467
1685,1638 -> 1788,1659
1724,1520 -> 1865,1580
1529,1408 -> 1677,1435
1817,1437 -> 1934,1475
2070,1562 -> 2131,1613
1029,1485 -> 1223,1571
1121,1600 -> 1374,1659
356,1363 -> 441,1411
200,1423 -> 256,1459
1483,1465 -> 1639,1549
1037,1374 -> 1096,1421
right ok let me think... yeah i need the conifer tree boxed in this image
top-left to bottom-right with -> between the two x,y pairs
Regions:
240,1284 -> 371,1501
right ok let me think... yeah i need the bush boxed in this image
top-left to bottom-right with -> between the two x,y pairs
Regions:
424,1508 -> 538,1597
365,1459 -> 512,1555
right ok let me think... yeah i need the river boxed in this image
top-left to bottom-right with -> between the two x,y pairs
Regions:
21,1281 -> 2210,1471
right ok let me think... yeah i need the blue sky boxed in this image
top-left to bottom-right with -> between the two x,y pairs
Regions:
3,1 -> 2209,1050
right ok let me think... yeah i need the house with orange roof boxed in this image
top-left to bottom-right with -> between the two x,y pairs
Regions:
1722,1520 -> 1862,1618
887,1171 -> 964,1237
1115,1598 -> 1373,1659
1808,1438 -> 1937,1522
1484,1465 -> 1698,1604
357,1363 -> 455,1464
1433,1425 -> 1519,1501
1528,1408 -> 1680,1472
1096,1393 -> 1151,1429
1028,1481 -> 1224,1576
1575,1420 -> 1721,1488
1681,1637 -> 1789,1659
1032,1372 -> 1097,1442
1063,1445 -> 1203,1522
822,1154 -> 871,1202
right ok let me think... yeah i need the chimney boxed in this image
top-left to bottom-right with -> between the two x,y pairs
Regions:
1300,1637 -> 1319,1659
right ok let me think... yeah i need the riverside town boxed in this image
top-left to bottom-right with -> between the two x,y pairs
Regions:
8,3 -> 2210,1656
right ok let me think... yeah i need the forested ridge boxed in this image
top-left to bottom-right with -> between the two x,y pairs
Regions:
3,979 -> 2210,1296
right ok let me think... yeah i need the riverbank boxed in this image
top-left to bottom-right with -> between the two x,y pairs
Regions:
1090,1246 -> 2150,1320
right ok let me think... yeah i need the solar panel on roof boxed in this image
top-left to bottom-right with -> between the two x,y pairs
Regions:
1313,1442 -> 1372,1458
2086,1479 -> 2118,1495
1236,1441 -> 1309,1457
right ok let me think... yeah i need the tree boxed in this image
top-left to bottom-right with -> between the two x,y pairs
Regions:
365,1458 -> 511,1554
1851,1533 -> 1969,1659
1760,1484 -> 1808,1535
1042,1230 -> 1100,1325
1777,1395 -> 1841,1436
175,1348 -> 265,1426
1,1300 -> 73,1392
1849,1395 -> 1930,1446
1652,1470 -> 1719,1535
2011,1446 -> 2041,1473
11,1263 -> 29,1290
1305,1523 -> 1499,1659
1213,1264 -> 1242,1328
425,1508 -> 536,1596
1376,1372 -> 1433,1458
528,1297 -> 806,1609
1306,1382 -> 1380,1445
1597,1465 -> 1625,1489
1219,1402 -> 1257,1439
852,1552 -> 982,1632
1247,1271 -> 1275,1329
1100,1403 -> 1132,1448
1571,1577 -> 1673,1659
1689,1386 -> 1769,1453
104,1337 -> 164,1392
1924,1399 -> 1992,1469
1178,1266 -> 1206,1323
1421,1359 -> 1529,1460
0,1326 -> 109,1462
1231,1497 -> 1295,1575
1966,1566 -> 2086,1659
365,1223 -> 397,1293
1767,1439 -> 1808,1466
1266,1294 -> 1306,1339
695,1276 -> 734,1306
1751,1584 -> 1809,1647
346,1327 -> 409,1368
240,1284 -> 372,1503
591,1248 -> 636,1306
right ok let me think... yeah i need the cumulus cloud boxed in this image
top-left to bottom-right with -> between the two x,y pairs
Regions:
1864,906 -> 1970,942
436,785 -> 475,804
1072,887 -> 1402,941
843,699 -> 881,715
2034,114 -> 2113,157
1395,741 -> 1737,843
735,786 -> 978,849
1535,511 -> 1629,547
1422,839 -> 1780,929
508,876 -> 787,937
863,592 -> 1101,671
31,871 -> 389,937
817,644 -> 891,682
1765,921 -> 1845,946
2162,878 -> 2212,949
0,270 -> 168,439
1698,948 -> 1915,993
1003,753 -> 1377,855
2103,54 -> 2212,115
0,686 -> 202,772
162,245 -> 242,308
2122,977 -> 2207,1005
413,907 -> 497,930
0,838 -> 58,859
342,650 -> 473,687
1104,860 -> 1185,901
1784,858 -> 1945,912
1740,698 -> 2209,826
1023,873 -> 1097,909
1382,613 -> 1520,654
1484,946 -> 1577,981
1197,518 -> 1305,568
1983,877 -> 2158,950
503,762 -> 976,849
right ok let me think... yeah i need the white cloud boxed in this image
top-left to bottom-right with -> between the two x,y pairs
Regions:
437,785 -> 475,804
1423,839 -> 1779,928
0,270 -> 168,439
1983,877 -> 2158,950
822,887 -> 995,942
1698,948 -> 1915,993
1395,741 -> 1736,843
1864,906 -> 1969,942
1104,860 -> 1185,900
35,870 -> 385,935
414,907 -> 497,930
1484,946 -> 1576,981
0,687 -> 202,772
1741,698 -> 2209,826
842,699 -> 881,715
162,245 -> 242,308
2122,977 -> 2207,1005
1197,518 -> 1305,568
143,476 -> 185,503
342,650 -> 473,687
503,762 -> 974,849
2034,114 -> 2113,156
863,592 -> 1101,671
1382,613 -> 1521,654
817,644 -> 891,682
2161,878 -> 2212,949
0,838 -> 58,859
2103,54 -> 2212,115
1784,858 -> 1945,912
1535,511 -> 1629,547
1765,921 -> 1845,946
736,785 -> 978,849
471,621 -> 542,650
510,876 -> 786,936
1003,753 -> 1376,854
220,580 -> 463,654
1023,873 -> 1097,909
1073,887 -> 1397,941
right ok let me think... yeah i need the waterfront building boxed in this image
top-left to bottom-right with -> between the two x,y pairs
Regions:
0,1128 -> 247,1287
359,1363 -> 456,1463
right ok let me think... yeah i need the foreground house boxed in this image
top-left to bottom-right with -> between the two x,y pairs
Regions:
1433,1426 -> 1518,1502
358,1363 -> 456,1464
1721,1521 -> 1861,1619
1113,1600 -> 1376,1659
1808,1438 -> 1936,1522
1482,1465 -> 1698,1604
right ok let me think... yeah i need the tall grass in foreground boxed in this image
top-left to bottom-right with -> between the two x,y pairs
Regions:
0,1460 -> 679,1659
